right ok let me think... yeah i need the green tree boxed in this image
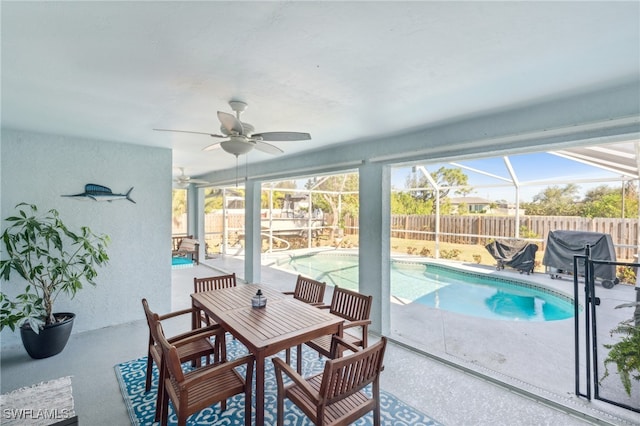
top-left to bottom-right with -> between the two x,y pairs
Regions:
204,188 -> 224,212
391,191 -> 433,214
522,184 -> 581,216
404,166 -> 471,213
456,201 -> 468,215
262,180 -> 297,209
172,189 -> 187,232
582,183 -> 639,218
306,173 -> 359,238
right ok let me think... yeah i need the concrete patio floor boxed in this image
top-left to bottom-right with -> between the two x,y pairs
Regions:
200,251 -> 639,425
0,254 -> 638,425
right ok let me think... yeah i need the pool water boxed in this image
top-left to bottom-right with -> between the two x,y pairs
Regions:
275,253 -> 575,322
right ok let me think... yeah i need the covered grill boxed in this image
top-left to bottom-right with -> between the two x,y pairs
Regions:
485,239 -> 538,275
542,230 -> 618,288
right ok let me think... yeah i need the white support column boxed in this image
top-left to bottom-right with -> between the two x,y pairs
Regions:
187,185 -> 197,236
419,166 -> 440,258
244,179 -> 261,284
503,156 -> 521,239
189,185 -> 205,261
358,161 -> 390,336
222,188 -> 228,255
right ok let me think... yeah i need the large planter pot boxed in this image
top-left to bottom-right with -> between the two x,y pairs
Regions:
20,313 -> 75,359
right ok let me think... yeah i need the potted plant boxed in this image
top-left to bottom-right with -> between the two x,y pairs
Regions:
0,203 -> 109,358
601,295 -> 640,397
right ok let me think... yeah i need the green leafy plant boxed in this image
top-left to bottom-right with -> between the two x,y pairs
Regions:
616,265 -> 636,285
0,203 -> 109,333
518,226 -> 539,239
601,300 -> 640,396
441,249 -> 461,260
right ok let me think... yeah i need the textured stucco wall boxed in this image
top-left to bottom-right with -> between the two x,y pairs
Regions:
0,130 -> 172,348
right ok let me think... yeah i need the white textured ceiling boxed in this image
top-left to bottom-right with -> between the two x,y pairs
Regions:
2,1 -> 639,181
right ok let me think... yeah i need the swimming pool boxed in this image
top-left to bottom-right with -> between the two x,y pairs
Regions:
274,252 -> 575,322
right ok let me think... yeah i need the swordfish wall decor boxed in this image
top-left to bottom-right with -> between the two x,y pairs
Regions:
62,183 -> 136,203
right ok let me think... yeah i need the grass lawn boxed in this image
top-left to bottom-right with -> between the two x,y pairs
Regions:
388,237 -> 537,268
208,231 -> 636,284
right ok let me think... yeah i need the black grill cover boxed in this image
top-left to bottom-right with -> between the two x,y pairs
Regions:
542,230 -> 616,280
485,239 -> 538,271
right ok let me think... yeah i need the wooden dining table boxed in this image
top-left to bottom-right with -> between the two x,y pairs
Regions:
191,283 -> 344,426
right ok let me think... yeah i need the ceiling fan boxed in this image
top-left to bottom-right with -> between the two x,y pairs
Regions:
173,167 -> 210,188
154,100 -> 311,157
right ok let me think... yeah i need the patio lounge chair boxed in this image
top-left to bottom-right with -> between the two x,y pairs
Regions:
172,235 -> 199,265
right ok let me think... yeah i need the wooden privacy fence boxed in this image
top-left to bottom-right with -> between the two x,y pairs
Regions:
348,214 -> 640,260
177,212 -> 640,259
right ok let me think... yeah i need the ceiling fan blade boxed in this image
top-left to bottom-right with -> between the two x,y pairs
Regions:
202,141 -> 224,151
153,128 -> 225,138
173,176 -> 210,185
254,141 -> 284,155
252,131 -> 311,142
217,111 -> 244,135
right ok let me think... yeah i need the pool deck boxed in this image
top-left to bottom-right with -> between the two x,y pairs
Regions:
1,250 -> 636,425
197,250 -> 640,425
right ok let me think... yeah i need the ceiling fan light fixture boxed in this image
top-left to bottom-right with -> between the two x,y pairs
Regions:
158,100 -> 310,160
220,121 -> 254,137
220,138 -> 254,156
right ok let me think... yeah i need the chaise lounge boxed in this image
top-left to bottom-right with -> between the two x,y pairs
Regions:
171,235 -> 200,265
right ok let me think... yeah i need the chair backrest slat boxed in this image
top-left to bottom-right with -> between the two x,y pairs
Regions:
141,299 -> 164,348
329,286 -> 372,322
320,337 -> 386,404
194,273 -> 237,293
141,298 -> 154,332
294,275 -> 326,305
141,298 -> 186,383
155,321 -> 186,382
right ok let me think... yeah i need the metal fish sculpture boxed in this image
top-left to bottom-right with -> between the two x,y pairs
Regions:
62,184 -> 136,203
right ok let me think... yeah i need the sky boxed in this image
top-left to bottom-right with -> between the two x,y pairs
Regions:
279,150 -> 631,204
390,152 -> 630,203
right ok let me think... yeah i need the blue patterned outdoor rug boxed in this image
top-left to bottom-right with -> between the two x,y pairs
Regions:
115,337 -> 441,425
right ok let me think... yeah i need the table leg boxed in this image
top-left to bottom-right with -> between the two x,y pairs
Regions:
190,304 -> 200,367
191,305 -> 198,330
255,352 -> 265,425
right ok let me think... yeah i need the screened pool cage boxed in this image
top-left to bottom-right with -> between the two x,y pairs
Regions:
202,181 -> 359,256
174,141 -> 640,265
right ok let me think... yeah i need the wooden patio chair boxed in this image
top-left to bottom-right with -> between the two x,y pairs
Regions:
283,274 -> 327,305
193,273 -> 236,328
155,321 -> 254,426
193,273 -> 237,294
193,273 -> 237,355
284,275 -> 327,372
301,286 -> 372,370
141,298 -> 223,421
273,336 -> 387,426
